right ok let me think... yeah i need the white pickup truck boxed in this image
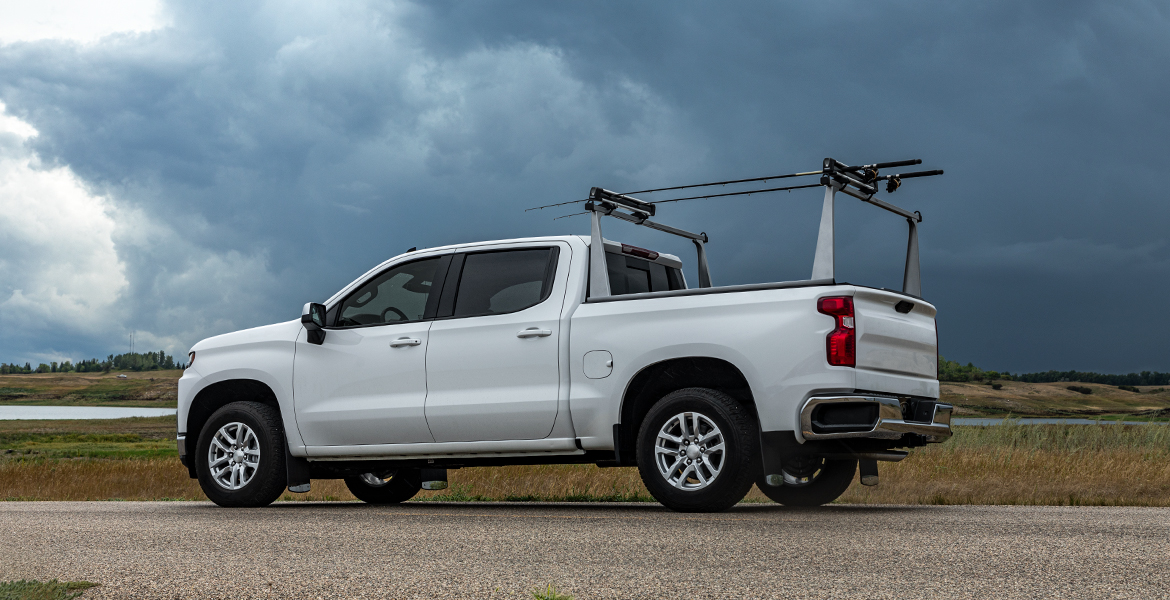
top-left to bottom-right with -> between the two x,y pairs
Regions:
178,158 -> 951,512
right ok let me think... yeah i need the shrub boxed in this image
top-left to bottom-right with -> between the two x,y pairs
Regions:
1067,385 -> 1092,395
1118,385 -> 1140,393
992,383 -> 1003,390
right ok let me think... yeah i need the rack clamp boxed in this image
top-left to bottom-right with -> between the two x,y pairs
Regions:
588,187 -> 655,220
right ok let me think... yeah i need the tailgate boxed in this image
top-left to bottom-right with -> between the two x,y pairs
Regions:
853,289 -> 937,379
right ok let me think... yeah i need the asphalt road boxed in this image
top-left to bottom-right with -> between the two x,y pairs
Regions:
2,502 -> 1167,599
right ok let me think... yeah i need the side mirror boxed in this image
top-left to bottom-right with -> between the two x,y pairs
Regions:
301,303 -> 327,344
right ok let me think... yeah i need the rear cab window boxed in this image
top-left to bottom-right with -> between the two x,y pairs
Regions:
602,243 -> 686,296
440,247 -> 561,318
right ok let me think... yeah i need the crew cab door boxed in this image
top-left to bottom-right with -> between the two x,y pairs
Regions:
423,244 -> 568,442
293,254 -> 450,446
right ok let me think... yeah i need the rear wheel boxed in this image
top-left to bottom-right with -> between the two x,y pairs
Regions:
196,401 -> 288,507
636,387 -> 759,513
755,456 -> 856,506
344,469 -> 422,504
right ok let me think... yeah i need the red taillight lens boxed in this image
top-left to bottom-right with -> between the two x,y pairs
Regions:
818,296 -> 855,367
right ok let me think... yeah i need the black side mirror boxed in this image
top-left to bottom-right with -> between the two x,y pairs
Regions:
301,302 -> 327,344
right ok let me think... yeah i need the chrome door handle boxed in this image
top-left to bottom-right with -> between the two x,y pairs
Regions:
390,337 -> 422,347
516,328 -> 552,338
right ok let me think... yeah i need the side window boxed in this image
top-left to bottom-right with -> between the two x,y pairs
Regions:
453,248 -> 558,318
606,254 -> 686,296
336,257 -> 443,327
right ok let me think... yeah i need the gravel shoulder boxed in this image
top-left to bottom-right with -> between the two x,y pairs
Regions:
2,501 -> 1168,599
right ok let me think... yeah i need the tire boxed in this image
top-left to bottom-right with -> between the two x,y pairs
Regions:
344,469 -> 422,504
636,387 -> 760,513
196,401 -> 288,507
755,457 -> 857,507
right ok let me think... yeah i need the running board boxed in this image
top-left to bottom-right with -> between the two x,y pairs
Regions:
304,437 -> 583,462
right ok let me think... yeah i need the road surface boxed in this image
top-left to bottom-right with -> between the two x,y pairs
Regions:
1,501 -> 1167,599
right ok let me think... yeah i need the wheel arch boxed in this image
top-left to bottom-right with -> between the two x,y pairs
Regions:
616,356 -> 756,465
185,378 -> 282,470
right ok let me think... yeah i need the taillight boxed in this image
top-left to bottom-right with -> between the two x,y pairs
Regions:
187,352 -> 195,369
817,296 -> 855,367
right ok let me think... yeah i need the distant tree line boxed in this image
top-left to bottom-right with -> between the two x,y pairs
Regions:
0,351 -> 183,375
939,357 -> 1170,386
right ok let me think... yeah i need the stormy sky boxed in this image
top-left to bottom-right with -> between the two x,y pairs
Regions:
0,0 -> 1166,373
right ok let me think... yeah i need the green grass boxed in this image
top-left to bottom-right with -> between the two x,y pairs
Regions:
0,432 -> 175,461
532,584 -> 573,600
0,580 -> 97,600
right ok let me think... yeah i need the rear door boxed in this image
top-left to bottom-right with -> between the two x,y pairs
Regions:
853,289 -> 938,379
423,243 -> 568,442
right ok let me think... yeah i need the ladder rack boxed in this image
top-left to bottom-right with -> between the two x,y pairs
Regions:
561,157 -> 943,300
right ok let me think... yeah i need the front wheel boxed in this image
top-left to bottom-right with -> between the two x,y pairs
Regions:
755,456 -> 857,506
196,401 -> 288,507
344,469 -> 422,504
636,387 -> 760,513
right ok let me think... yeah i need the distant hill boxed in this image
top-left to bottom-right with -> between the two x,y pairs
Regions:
939,357 -> 1170,386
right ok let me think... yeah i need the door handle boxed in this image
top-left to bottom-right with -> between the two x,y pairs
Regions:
516,327 -> 552,338
390,337 -> 422,347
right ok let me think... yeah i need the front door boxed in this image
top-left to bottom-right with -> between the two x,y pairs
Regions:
424,245 -> 567,442
293,255 -> 448,446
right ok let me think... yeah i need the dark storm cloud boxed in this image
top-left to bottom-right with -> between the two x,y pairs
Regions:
0,0 -> 1166,372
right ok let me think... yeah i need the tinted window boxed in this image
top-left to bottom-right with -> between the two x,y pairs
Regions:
453,248 -> 557,317
337,257 -> 442,327
605,253 -> 685,295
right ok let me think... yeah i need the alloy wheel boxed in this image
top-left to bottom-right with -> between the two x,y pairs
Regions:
653,412 -> 726,491
207,422 -> 260,491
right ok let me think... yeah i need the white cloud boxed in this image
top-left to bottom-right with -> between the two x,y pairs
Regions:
0,102 -> 279,361
0,103 -> 128,339
0,2 -> 706,361
0,0 -> 168,45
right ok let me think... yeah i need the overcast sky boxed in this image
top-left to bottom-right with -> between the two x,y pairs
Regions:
0,0 -> 1167,373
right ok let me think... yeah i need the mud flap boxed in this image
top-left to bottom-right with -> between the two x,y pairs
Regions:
759,430 -> 805,486
286,446 -> 312,493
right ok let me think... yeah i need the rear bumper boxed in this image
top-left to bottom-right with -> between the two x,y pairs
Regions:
800,395 -> 953,442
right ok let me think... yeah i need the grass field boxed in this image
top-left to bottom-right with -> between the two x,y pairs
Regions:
942,380 -> 1170,419
2,416 -> 1167,506
0,372 -> 180,408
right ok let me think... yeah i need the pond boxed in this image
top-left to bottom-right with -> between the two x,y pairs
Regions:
0,406 -> 177,420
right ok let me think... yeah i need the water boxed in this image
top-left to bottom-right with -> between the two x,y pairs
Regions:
953,417 -> 1164,426
0,406 -> 176,420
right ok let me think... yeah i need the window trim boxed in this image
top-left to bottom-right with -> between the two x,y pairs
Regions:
328,254 -> 452,330
434,246 -> 561,321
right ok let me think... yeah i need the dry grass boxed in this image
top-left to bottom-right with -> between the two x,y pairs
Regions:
4,424 -> 1168,506
0,371 -> 179,407
942,380 -> 1170,418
